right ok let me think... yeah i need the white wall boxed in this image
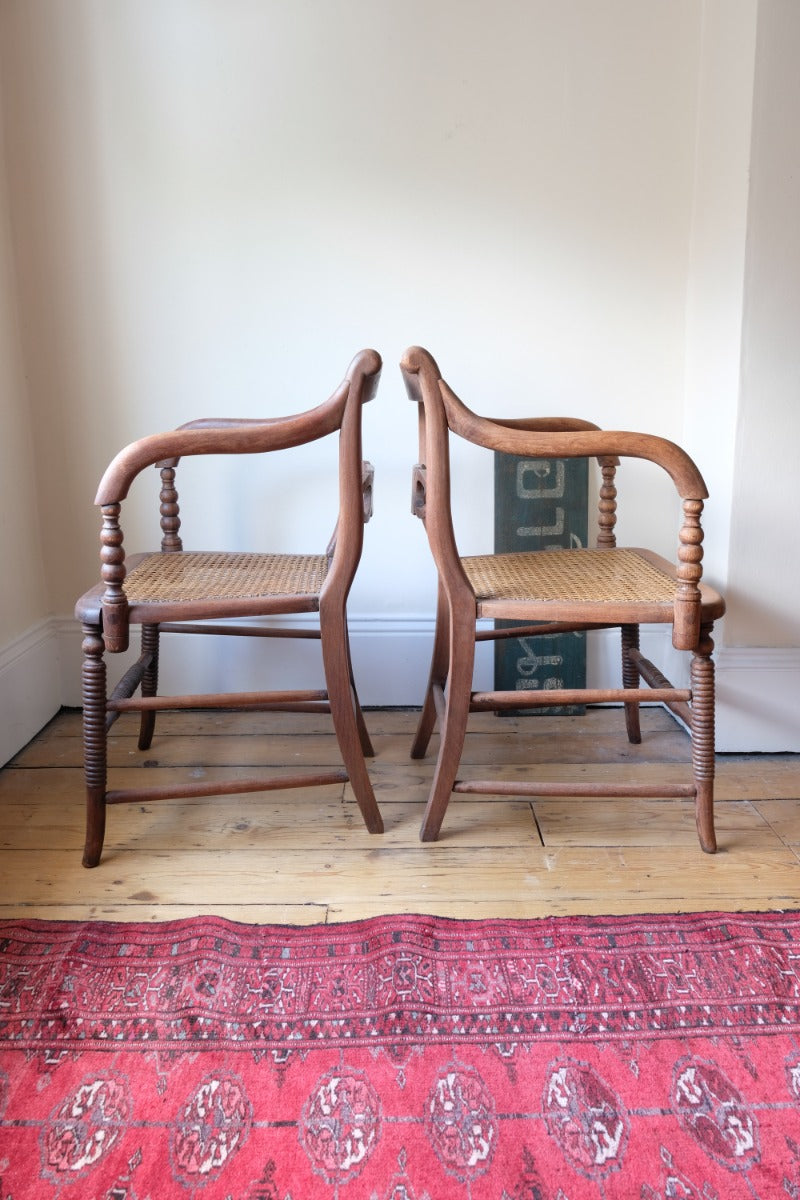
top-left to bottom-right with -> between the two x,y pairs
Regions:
0,1 -> 797,753
711,0 -> 800,750
2,1 -> 702,609
728,0 -> 800,646
683,0 -> 756,591
0,74 -> 60,761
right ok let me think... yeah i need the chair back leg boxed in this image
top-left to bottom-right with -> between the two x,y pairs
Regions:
411,583 -> 451,761
343,625 -> 375,758
419,599 -> 476,842
621,624 -> 642,744
320,602 -> 383,833
137,624 -> 160,751
81,622 -> 108,868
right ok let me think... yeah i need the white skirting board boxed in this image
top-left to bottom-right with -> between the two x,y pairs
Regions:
713,646 -> 800,752
0,617 -> 797,762
0,621 -> 62,766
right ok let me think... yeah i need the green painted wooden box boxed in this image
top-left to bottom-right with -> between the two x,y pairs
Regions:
494,454 -> 588,713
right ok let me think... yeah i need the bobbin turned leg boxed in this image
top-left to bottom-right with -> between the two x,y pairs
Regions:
81,621 -> 108,868
621,623 -> 642,744
691,622 -> 717,854
138,624 -> 160,751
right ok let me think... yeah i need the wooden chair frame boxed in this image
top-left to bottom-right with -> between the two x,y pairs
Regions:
76,350 -> 384,866
401,345 -> 725,852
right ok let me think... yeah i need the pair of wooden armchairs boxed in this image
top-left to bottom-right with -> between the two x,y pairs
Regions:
76,347 -> 725,866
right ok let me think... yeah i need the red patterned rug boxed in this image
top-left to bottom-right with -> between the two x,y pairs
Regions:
1,911 -> 799,1198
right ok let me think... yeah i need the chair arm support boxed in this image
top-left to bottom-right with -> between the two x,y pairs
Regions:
673,497 -> 704,650
98,503 -> 129,652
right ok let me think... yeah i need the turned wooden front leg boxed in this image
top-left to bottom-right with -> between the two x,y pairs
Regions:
691,622 -> 717,854
81,621 -> 107,868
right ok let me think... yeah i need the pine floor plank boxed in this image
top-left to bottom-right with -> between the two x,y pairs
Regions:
0,773 -> 538,852
325,894 -> 797,921
1,783 -> 777,854
0,903 -> 327,924
532,797 -> 779,848
12,733 -> 350,770
2,846 -> 799,911
752,798 -> 800,844
746,767 -> 800,800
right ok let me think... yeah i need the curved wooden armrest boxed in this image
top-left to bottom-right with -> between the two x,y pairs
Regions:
96,391 -> 346,504
492,418 -> 621,469
154,415 -> 288,466
95,349 -> 381,504
400,346 -> 705,500
493,415 -> 601,433
440,382 -> 708,500
176,416 -> 288,431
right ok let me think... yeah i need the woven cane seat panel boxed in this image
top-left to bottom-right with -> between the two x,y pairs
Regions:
124,551 -> 328,603
462,548 -> 678,605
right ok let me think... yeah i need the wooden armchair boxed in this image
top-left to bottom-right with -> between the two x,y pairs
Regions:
75,349 -> 384,866
401,345 -> 725,852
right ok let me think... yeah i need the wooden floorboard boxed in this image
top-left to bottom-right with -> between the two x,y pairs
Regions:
1,707 -> 798,923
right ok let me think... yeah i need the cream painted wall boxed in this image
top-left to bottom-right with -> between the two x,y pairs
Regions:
0,73 -> 60,762
683,0 -> 756,591
1,0 -> 701,623
683,0 -> 800,751
0,85 -> 47,643
726,0 -> 800,647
